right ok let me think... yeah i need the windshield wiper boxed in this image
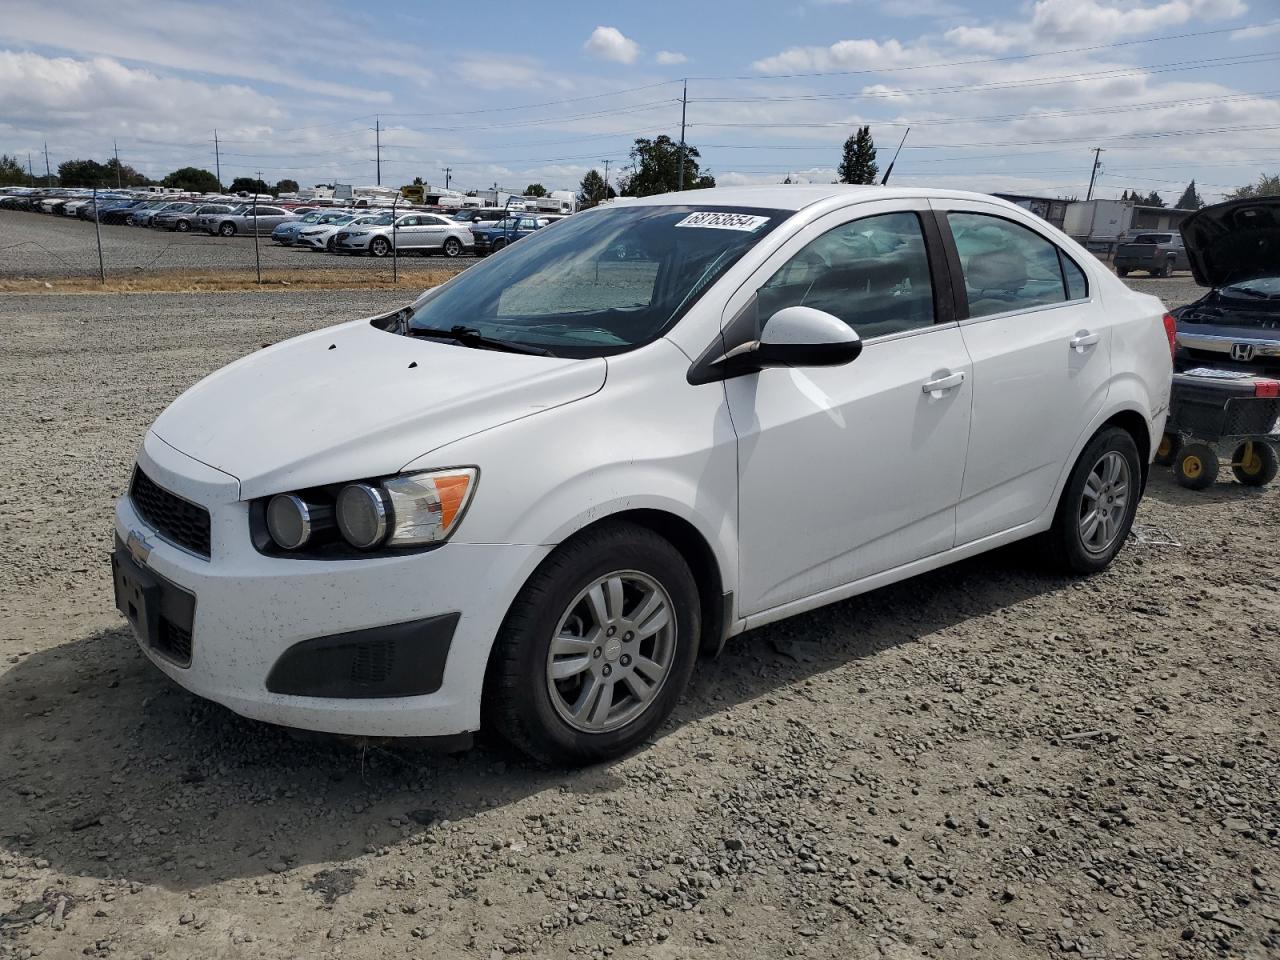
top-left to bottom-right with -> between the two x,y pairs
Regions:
409,324 -> 554,356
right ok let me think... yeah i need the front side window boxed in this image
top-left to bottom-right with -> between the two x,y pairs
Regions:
757,211 -> 935,339
408,204 -> 786,358
948,212 -> 1067,318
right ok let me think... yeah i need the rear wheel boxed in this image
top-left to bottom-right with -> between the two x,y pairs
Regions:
1116,267 -> 1129,278
1154,432 -> 1180,466
442,236 -> 462,258
483,522 -> 700,765
1042,427 -> 1141,574
1157,261 -> 1172,278
1232,441 -> 1278,486
1173,442 -> 1219,490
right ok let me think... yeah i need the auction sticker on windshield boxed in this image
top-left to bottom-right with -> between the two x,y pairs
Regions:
675,211 -> 771,232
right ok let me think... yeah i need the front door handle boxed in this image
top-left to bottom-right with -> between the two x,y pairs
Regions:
922,371 -> 965,397
1070,331 -> 1101,353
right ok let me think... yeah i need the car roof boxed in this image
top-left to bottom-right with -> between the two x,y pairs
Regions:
608,185 -> 1020,212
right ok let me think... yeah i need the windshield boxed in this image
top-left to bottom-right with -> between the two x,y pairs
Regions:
1132,234 -> 1173,244
407,204 -> 786,358
1220,276 -> 1280,300
360,214 -> 394,226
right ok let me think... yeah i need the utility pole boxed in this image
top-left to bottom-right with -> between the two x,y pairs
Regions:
374,116 -> 382,186
602,159 -> 611,201
43,141 -> 52,186
252,171 -> 262,284
27,152 -> 34,186
1086,146 -> 1105,202
113,139 -> 122,188
441,166 -> 451,190
676,78 -> 688,192
213,129 -> 222,190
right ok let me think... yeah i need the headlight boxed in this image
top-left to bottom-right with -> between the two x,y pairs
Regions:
382,468 -> 477,546
266,494 -> 333,550
336,483 -> 389,549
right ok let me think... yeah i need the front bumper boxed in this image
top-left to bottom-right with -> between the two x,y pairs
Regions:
114,432 -> 549,737
295,234 -> 329,249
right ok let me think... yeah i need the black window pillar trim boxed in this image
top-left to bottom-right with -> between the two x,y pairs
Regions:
928,208 -> 970,322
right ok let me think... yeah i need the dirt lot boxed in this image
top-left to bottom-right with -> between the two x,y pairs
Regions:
1,281 -> 1277,960
0,209 -> 476,281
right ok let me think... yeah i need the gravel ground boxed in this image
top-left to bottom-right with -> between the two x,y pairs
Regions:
0,210 -> 478,279
2,282 -> 1278,960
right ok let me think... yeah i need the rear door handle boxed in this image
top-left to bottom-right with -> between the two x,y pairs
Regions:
922,371 -> 965,397
1070,331 -> 1101,352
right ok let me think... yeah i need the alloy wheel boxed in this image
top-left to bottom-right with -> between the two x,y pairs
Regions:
1078,450 -> 1130,554
545,571 -> 676,734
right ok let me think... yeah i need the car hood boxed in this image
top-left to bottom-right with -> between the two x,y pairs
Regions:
1180,196 -> 1280,288
151,317 -> 606,500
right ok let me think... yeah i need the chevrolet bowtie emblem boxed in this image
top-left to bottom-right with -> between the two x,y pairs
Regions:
126,530 -> 153,566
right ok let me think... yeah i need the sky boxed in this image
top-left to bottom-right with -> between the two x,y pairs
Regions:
1,0 -> 1278,203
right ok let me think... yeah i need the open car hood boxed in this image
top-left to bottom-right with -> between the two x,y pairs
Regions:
1179,196 -> 1280,288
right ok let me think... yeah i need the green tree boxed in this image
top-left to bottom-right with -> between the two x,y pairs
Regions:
57,158 -> 109,187
838,126 -> 878,185
104,158 -> 151,187
0,154 -> 29,186
162,166 -> 222,193
618,135 -> 714,197
228,176 -> 271,195
274,178 -> 299,194
577,169 -> 616,205
1141,191 -> 1166,208
523,183 -> 547,197
1174,180 -> 1203,210
1226,173 -> 1280,200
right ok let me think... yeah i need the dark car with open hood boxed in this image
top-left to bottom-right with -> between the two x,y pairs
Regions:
1172,196 -> 1280,378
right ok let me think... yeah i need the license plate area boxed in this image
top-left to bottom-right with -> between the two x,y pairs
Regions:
111,541 -> 196,667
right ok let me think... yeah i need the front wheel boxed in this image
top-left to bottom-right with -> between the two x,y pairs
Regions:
1116,268 -> 1129,278
175,220 -> 190,233
483,522 -> 700,765
491,237 -> 508,252
370,237 -> 390,258
1042,427 -> 1141,574
326,236 -> 336,252
218,222 -> 236,237
442,236 -> 462,258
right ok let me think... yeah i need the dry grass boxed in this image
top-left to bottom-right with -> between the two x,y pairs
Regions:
0,268 -> 460,295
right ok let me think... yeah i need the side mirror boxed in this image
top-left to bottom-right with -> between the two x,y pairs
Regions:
689,305 -> 862,384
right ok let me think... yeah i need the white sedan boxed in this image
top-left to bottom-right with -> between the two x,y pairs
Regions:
295,213 -> 387,252
334,213 -> 474,257
113,186 -> 1172,764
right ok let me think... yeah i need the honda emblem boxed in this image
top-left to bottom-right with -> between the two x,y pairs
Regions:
1230,343 -> 1256,361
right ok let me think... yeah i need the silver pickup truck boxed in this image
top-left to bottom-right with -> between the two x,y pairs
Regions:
1114,232 -> 1185,278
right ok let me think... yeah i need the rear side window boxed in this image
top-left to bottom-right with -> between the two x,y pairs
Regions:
1062,253 -> 1088,301
757,211 -> 935,339
947,213 -> 1066,319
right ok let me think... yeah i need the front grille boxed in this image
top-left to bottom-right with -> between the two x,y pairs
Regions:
129,468 -> 212,558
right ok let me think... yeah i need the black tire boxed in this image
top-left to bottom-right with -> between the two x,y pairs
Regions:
175,220 -> 190,233
326,236 -> 336,253
218,221 -> 236,237
1232,441 -> 1278,487
1042,426 -> 1142,574
1157,261 -> 1172,278
370,237 -> 390,258
1116,268 -> 1129,278
1173,442 -> 1219,490
492,237 -> 508,251
442,237 -> 462,258
483,522 -> 701,766
1154,432 -> 1180,466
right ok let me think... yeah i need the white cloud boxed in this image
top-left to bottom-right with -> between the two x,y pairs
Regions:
753,38 -> 938,74
584,26 -> 640,64
656,50 -> 688,65
944,25 -> 1021,52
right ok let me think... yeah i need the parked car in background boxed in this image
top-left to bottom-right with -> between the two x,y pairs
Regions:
1114,232 -> 1185,277
154,203 -> 231,232
271,210 -> 346,245
336,212 -> 473,257
142,202 -> 198,229
99,199 -> 155,224
201,204 -> 294,237
295,212 -> 385,252
129,200 -> 192,227
112,186 -> 1173,765
471,214 -> 552,255
451,208 -> 507,226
